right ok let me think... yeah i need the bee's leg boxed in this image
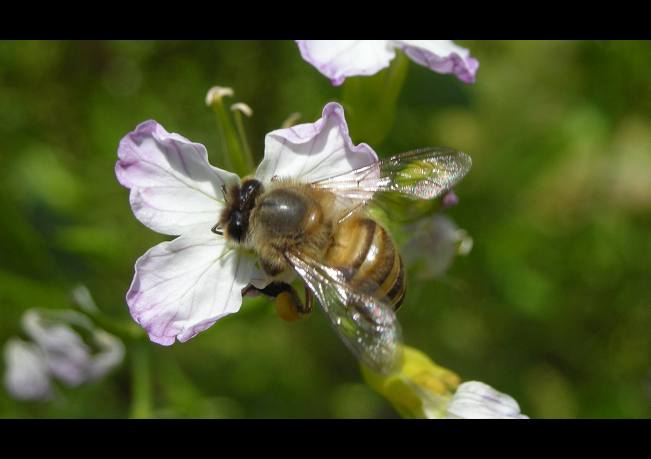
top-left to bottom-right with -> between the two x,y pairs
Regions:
244,282 -> 309,322
303,285 -> 314,314
275,283 -> 312,322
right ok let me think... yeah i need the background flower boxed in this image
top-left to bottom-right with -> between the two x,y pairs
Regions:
362,345 -> 527,419
445,381 -> 528,419
402,215 -> 473,280
3,338 -> 52,401
3,309 -> 124,401
296,40 -> 478,85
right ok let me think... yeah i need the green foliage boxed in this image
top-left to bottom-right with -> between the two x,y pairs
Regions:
1,40 -> 650,418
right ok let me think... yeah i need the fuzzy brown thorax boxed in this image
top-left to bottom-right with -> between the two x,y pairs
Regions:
249,181 -> 336,276
220,178 -> 336,277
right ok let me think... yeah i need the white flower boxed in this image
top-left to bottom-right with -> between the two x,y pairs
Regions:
3,309 -> 124,401
115,102 -> 378,345
296,40 -> 479,86
445,381 -> 529,419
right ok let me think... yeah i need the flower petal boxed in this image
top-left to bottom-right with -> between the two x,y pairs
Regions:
116,120 -> 238,236
296,40 -> 395,86
256,102 -> 378,184
3,338 -> 52,401
127,227 -> 258,345
395,40 -> 479,84
445,381 -> 528,419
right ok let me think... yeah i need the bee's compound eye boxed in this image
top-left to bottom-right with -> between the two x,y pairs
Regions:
228,210 -> 246,242
275,292 -> 301,322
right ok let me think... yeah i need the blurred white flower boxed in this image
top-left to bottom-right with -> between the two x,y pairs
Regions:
445,381 -> 528,419
403,215 -> 473,279
3,307 -> 125,401
22,309 -> 124,386
3,338 -> 52,401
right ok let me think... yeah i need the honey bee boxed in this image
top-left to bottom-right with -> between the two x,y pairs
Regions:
216,148 -> 471,373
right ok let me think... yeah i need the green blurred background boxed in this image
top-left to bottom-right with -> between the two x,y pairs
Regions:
1,40 -> 650,418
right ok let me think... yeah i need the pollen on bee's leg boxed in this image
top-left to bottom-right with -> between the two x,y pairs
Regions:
275,292 -> 302,322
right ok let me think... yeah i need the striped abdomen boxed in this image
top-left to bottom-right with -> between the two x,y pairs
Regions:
324,217 -> 406,310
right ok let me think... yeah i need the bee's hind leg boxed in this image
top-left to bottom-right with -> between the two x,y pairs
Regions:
303,285 -> 314,314
243,281 -> 310,322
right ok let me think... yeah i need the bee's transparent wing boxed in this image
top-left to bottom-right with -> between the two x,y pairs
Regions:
285,251 -> 402,374
312,147 -> 472,204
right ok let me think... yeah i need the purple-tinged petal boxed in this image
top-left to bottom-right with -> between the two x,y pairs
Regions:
256,102 -> 378,184
3,338 -> 52,401
296,40 -> 395,86
127,227 -> 259,345
445,381 -> 528,419
394,40 -> 479,84
116,120 -> 238,236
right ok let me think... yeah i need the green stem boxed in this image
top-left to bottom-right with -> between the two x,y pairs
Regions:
232,108 -> 255,166
341,52 -> 410,147
209,95 -> 255,177
129,340 -> 153,419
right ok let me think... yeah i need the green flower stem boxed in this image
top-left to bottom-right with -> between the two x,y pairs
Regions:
129,340 -> 153,419
231,107 -> 256,166
341,52 -> 410,147
208,91 -> 255,177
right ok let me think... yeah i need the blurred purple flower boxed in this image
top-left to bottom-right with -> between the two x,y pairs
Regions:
403,215 -> 473,279
3,308 -> 124,401
296,40 -> 479,86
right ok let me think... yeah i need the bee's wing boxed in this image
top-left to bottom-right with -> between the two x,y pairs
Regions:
285,251 -> 402,374
311,147 -> 472,205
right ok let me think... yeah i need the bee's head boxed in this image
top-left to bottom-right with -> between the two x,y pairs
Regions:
218,178 -> 263,244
